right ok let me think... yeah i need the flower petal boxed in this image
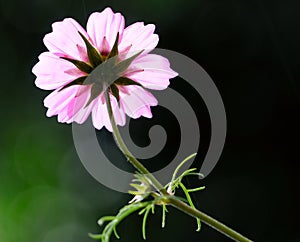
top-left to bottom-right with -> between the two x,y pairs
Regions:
91,96 -> 106,130
73,98 -> 96,124
33,52 -> 85,90
118,22 -> 159,56
120,85 -> 158,119
92,93 -> 126,131
87,8 -> 125,55
43,18 -> 89,61
125,54 -> 178,90
44,85 -> 92,123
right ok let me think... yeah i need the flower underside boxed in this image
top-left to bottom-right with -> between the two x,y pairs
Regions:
32,7 -> 178,130
60,31 -> 143,106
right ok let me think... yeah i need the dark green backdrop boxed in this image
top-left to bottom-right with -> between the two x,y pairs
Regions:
1,0 -> 299,241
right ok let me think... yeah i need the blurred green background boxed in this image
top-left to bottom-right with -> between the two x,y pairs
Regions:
1,0 -> 300,241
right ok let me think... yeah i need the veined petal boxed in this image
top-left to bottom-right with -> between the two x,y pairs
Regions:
92,93 -> 126,131
124,54 -> 178,90
44,85 -> 91,123
120,85 -> 158,119
33,52 -> 85,90
43,18 -> 89,61
66,85 -> 93,122
73,98 -> 96,124
118,22 -> 159,56
87,7 -> 125,55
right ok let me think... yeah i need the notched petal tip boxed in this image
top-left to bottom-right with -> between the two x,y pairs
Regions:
86,7 -> 125,54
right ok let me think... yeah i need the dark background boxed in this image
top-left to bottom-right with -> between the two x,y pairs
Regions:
0,0 -> 299,241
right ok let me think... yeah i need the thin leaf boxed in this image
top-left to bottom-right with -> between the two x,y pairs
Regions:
161,204 -> 168,228
88,233 -> 102,239
113,227 -> 120,239
138,207 -> 147,215
128,190 -> 140,196
167,153 -> 197,193
179,183 -> 201,232
142,206 -> 151,240
186,186 -> 206,193
98,216 -> 115,226
130,183 -> 145,191
151,204 -> 155,214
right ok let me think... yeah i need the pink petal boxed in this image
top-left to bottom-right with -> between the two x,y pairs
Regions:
92,93 -> 126,131
125,54 -> 178,90
33,52 -> 85,90
119,85 -> 158,119
118,22 -> 159,56
92,96 -> 106,130
87,8 -> 125,55
44,85 -> 92,123
43,18 -> 89,61
73,98 -> 96,124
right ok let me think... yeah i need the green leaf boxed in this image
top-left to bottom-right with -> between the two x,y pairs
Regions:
58,76 -> 87,92
167,153 -> 197,193
113,50 -> 144,76
186,186 -> 205,193
142,206 -> 151,240
85,83 -> 103,107
107,32 -> 119,59
113,227 -> 120,239
78,31 -> 103,67
60,57 -> 93,74
93,202 -> 150,242
128,190 -> 140,196
88,233 -> 102,239
110,84 -> 119,103
98,216 -> 115,226
161,204 -> 168,228
130,183 -> 145,191
114,77 -> 142,87
179,183 -> 201,232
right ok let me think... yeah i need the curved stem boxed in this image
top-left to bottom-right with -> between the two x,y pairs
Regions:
104,90 -> 166,193
167,197 -> 251,242
104,90 -> 252,242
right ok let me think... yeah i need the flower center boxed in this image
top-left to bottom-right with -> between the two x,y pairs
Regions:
59,32 -> 143,105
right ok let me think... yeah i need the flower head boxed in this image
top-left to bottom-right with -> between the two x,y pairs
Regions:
32,7 -> 177,131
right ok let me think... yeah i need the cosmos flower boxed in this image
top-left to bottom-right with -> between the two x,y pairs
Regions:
32,7 -> 177,131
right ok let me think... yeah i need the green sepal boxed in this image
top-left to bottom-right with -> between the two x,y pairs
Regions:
58,76 -> 87,92
130,183 -> 145,191
113,50 -> 144,76
107,32 -> 119,60
85,83 -> 103,108
78,31 -> 103,67
115,77 -> 142,87
60,57 -> 93,74
110,84 -> 120,103
128,190 -> 140,196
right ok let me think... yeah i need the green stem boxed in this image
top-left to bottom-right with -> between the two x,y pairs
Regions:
167,197 -> 252,242
104,90 -> 252,242
104,90 -> 166,193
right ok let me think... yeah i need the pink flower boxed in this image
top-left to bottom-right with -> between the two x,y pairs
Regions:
32,7 -> 177,131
